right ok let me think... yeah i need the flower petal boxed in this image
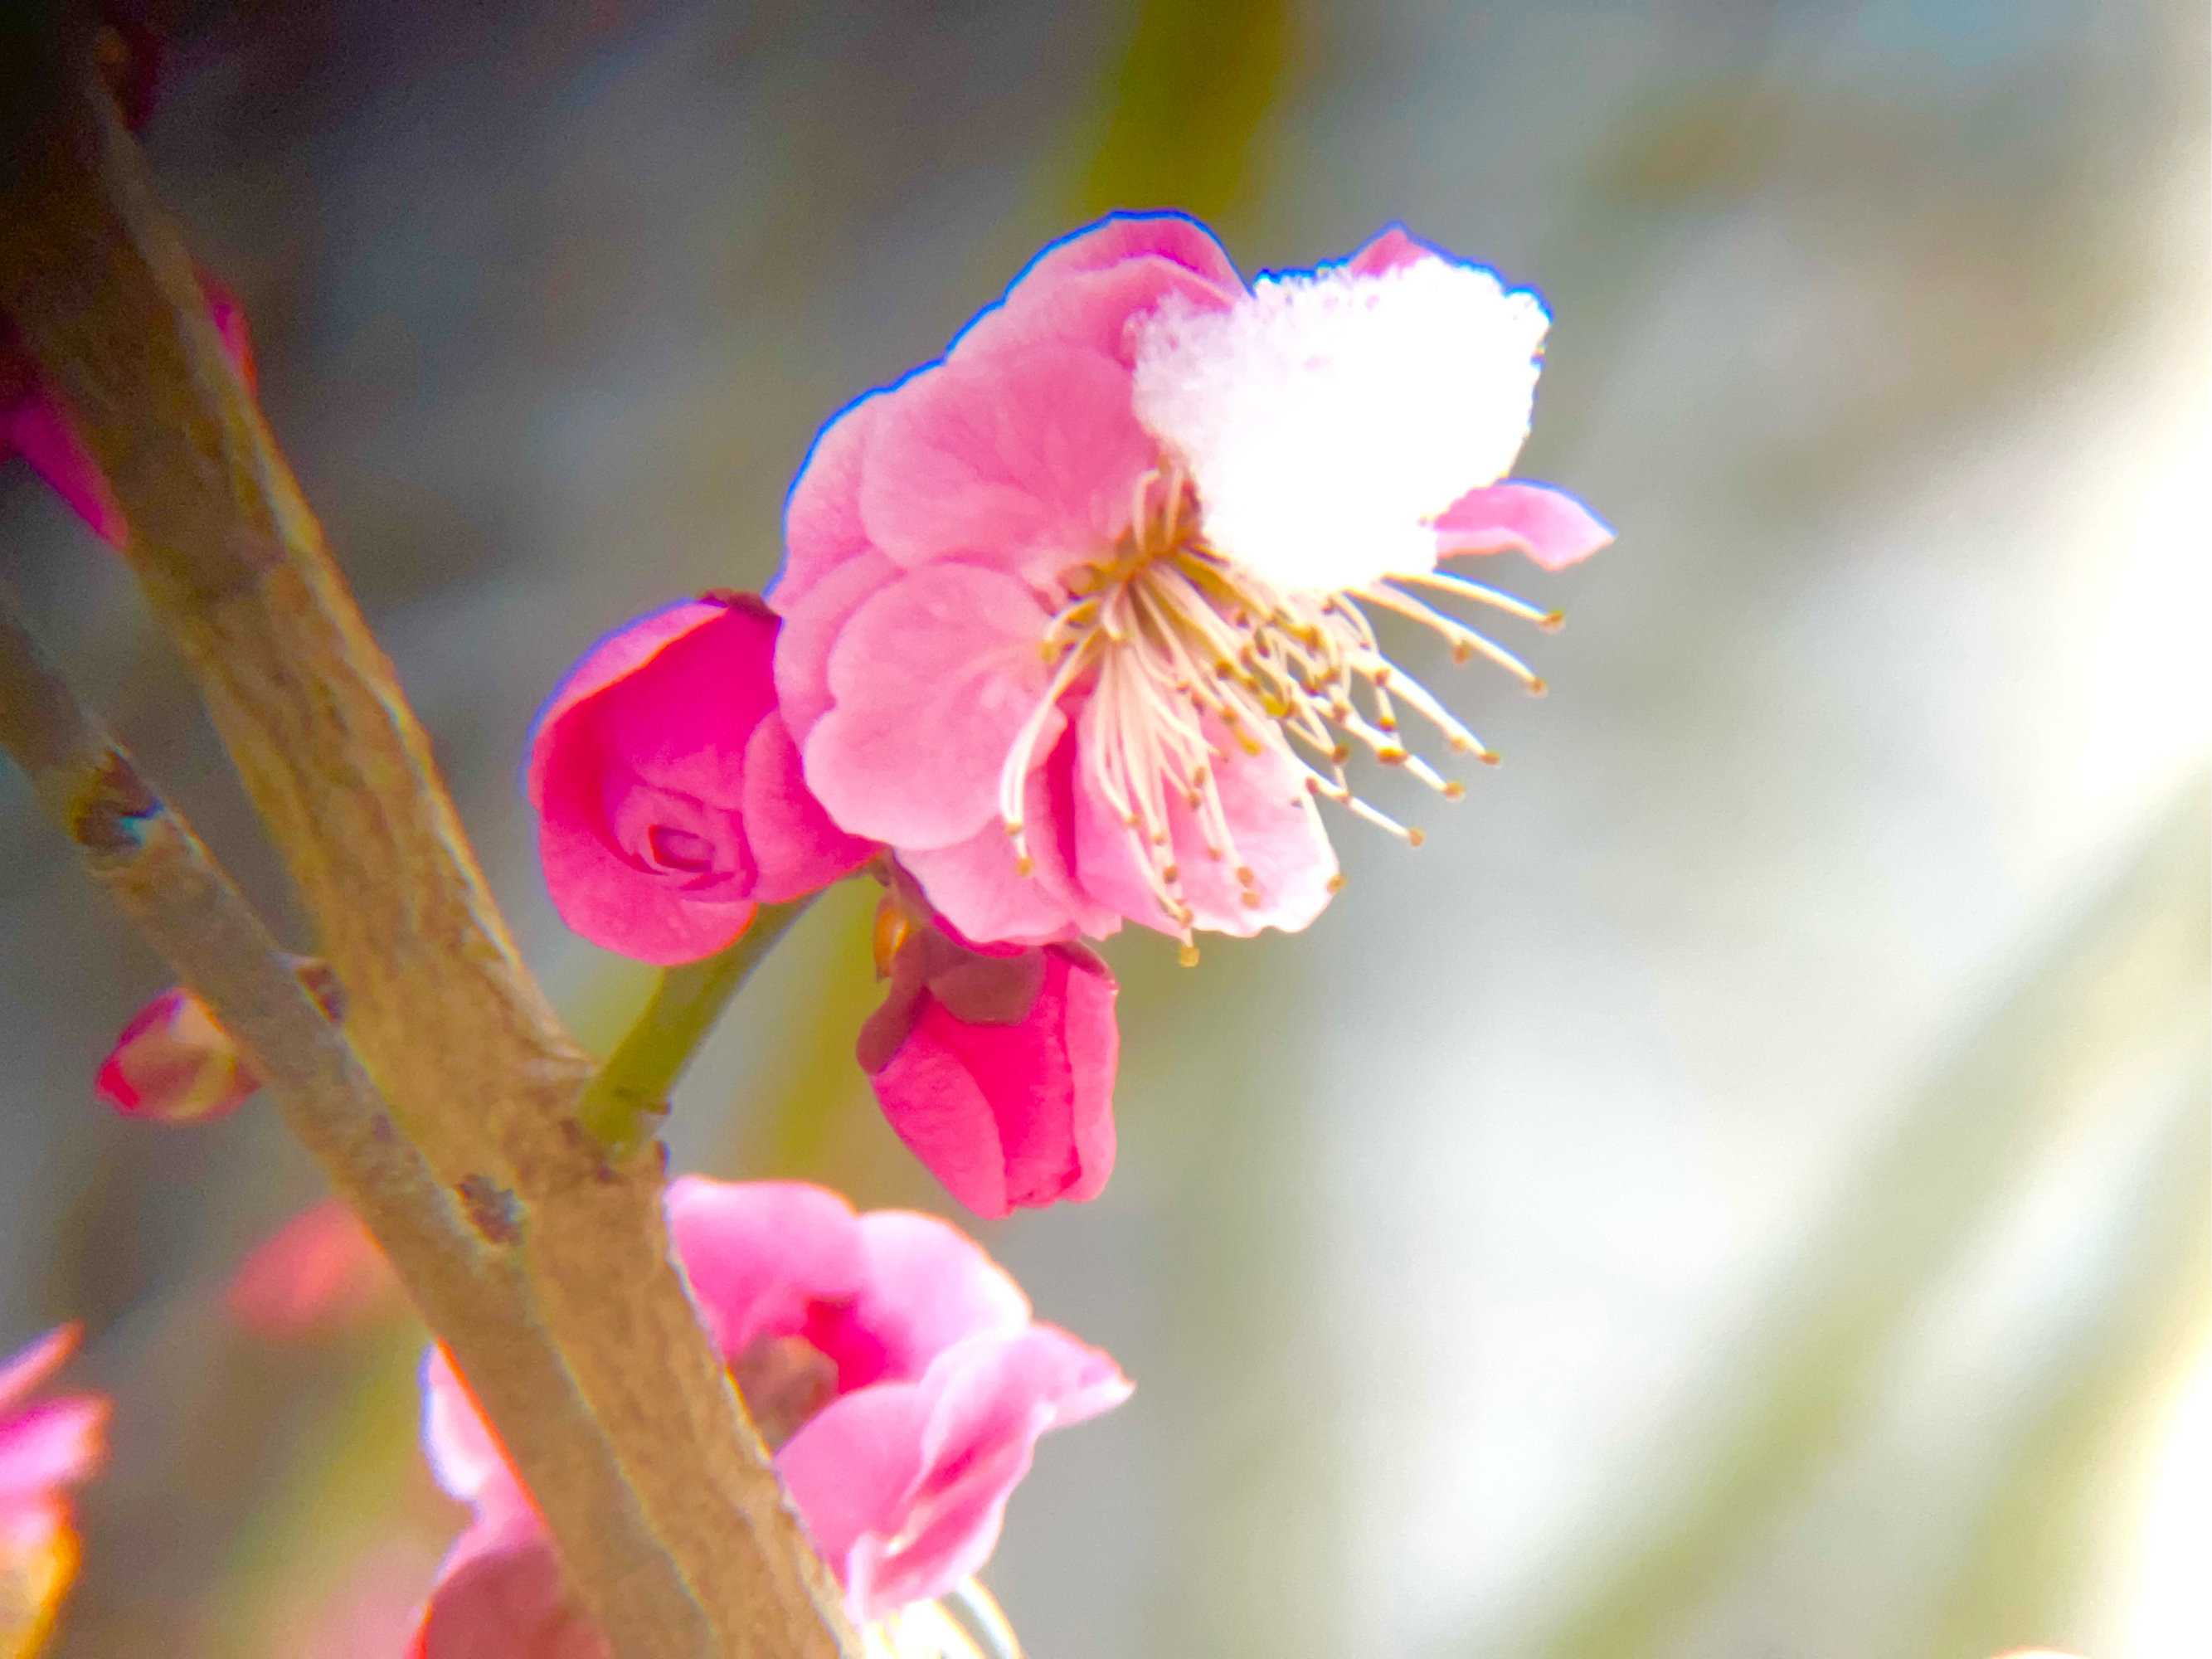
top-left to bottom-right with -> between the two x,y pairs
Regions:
867,947 -> 1118,1219
773,1381 -> 934,1603
1432,480 -> 1615,571
663,1178 -> 867,1359
837,1326 -> 1131,1621
858,341 -> 1155,586
775,392 -> 887,613
768,544 -> 902,747
738,709 -> 876,903
416,1511 -> 608,1659
804,564 -> 1057,851
830,1211 -> 1030,1385
226,1198 -> 401,1340
0,1398 -> 109,1507
419,1349 -> 527,1514
955,213 -> 1245,370
1344,222 -> 1446,278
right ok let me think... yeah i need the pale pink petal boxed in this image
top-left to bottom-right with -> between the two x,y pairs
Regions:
953,214 -> 1245,370
900,726 -> 1124,946
1344,222 -> 1446,278
804,563 -> 1058,851
773,1382 -> 934,1593
996,213 -> 1242,298
775,393 -> 887,613
767,544 -> 902,746
898,825 -> 1087,948
1432,480 -> 1615,571
821,1212 -> 1029,1387
0,1398 -> 109,1506
838,1326 -> 1131,1621
663,1178 -> 866,1359
94,986 -> 258,1123
858,341 -> 1155,586
226,1197 -> 402,1340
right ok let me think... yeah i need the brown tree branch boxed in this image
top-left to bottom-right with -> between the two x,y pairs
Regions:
0,68 -> 857,1659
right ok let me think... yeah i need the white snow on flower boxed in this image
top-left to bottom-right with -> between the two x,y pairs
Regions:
1131,253 -> 1549,595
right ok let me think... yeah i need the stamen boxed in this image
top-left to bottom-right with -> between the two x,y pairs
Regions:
993,475 -> 1558,928
1396,568 -> 1564,631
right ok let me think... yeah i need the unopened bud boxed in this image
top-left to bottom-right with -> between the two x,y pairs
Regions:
94,988 -> 256,1123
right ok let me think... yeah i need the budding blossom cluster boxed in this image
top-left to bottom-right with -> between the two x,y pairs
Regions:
414,1180 -> 1125,1657
56,210 -> 1611,1652
527,212 -> 1609,1217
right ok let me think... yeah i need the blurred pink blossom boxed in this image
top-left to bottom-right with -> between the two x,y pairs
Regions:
0,1326 -> 109,1650
771,213 -> 1611,956
227,1197 -> 403,1340
413,1179 -> 1128,1649
858,887 -> 1116,1219
94,985 -> 257,1124
1,274 -> 255,547
526,592 -> 873,964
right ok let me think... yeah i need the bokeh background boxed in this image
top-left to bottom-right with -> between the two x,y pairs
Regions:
2,1 -> 2206,1656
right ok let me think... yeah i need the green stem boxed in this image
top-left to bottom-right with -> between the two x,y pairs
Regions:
578,896 -> 817,1157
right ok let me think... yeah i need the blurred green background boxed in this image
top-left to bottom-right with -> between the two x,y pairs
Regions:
1,1 -> 2205,1656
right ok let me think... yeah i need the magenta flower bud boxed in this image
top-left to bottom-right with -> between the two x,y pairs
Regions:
413,1180 -> 1128,1647
858,898 -> 1117,1219
0,1322 -> 109,1632
526,592 -> 876,966
2,273 -> 256,548
94,987 -> 258,1124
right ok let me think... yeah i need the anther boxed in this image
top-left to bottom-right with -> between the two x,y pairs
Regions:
1325,873 -> 1346,893
1525,678 -> 1548,698
1235,865 -> 1257,888
1240,891 -> 1261,908
1539,611 -> 1565,633
1015,855 -> 1035,876
1178,942 -> 1200,967
1407,827 -> 1426,847
1443,781 -> 1466,800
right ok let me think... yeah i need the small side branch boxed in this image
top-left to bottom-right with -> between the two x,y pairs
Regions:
0,585 -> 668,1627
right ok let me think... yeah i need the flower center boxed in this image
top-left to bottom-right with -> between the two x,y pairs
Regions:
728,1332 -> 840,1451
998,470 -> 1561,956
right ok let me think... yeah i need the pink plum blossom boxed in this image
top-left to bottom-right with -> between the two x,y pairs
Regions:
0,1326 -> 109,1651
527,592 -> 874,964
412,1179 -> 1128,1650
94,985 -> 257,1124
2,275 -> 255,548
858,885 -> 1116,1219
771,213 -> 1612,956
227,1197 -> 404,1340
